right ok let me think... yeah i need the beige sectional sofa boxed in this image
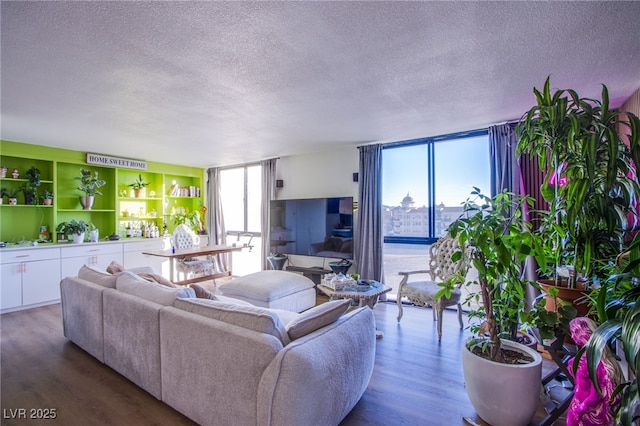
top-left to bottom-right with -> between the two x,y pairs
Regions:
60,266 -> 376,426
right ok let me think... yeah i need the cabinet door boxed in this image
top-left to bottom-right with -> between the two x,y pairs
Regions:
0,263 -> 22,310
22,259 -> 61,306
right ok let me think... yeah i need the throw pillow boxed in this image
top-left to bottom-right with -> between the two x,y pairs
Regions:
191,284 -> 219,300
78,265 -> 117,288
286,299 -> 351,340
106,260 -> 125,274
137,272 -> 177,288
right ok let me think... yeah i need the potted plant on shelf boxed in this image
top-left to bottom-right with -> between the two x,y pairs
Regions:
21,166 -> 41,205
438,188 -> 548,426
56,220 -> 90,244
128,174 -> 150,198
75,168 -> 106,210
516,77 -> 640,302
40,190 -> 54,205
5,187 -> 19,205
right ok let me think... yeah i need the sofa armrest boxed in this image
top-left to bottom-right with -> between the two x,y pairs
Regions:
60,277 -> 108,362
257,307 -> 376,426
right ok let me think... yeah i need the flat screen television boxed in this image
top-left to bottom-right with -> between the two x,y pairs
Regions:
270,196 -> 354,259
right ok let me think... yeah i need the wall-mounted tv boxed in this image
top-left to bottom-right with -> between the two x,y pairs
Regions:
270,196 -> 354,259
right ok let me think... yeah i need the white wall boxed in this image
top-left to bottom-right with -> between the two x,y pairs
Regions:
275,147 -> 359,269
276,147 -> 359,200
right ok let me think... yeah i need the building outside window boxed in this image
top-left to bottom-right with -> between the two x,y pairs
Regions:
382,131 -> 490,301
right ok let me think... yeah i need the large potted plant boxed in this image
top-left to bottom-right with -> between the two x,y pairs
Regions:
21,166 -> 41,205
516,77 -> 640,309
516,77 -> 640,284
75,168 -> 106,210
439,189 -> 547,426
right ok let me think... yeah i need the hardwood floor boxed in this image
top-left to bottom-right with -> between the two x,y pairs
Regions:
1,301 -> 566,425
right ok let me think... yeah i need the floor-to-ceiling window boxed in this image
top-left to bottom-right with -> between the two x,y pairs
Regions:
219,164 -> 262,276
382,130 -> 491,300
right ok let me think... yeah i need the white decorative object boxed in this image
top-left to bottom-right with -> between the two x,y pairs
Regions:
89,229 -> 99,243
72,233 -> 85,244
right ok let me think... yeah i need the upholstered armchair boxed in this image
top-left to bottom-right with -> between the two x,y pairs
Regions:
171,224 -> 215,280
396,233 -> 468,341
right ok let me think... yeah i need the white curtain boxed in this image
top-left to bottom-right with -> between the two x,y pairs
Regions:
206,167 -> 228,271
260,158 -> 277,270
355,144 -> 384,283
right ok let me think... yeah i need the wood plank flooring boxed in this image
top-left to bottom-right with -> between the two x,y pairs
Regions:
1,300 -> 566,425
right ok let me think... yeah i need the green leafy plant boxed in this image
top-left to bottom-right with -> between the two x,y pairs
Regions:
522,285 -> 577,343
75,168 -> 106,196
40,190 -> 54,200
56,219 -> 90,236
5,187 -> 19,199
128,174 -> 150,190
172,209 -> 202,232
516,76 -> 640,285
575,234 -> 640,425
438,188 -> 547,362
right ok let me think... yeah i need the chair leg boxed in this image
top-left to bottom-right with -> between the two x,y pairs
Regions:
436,306 -> 444,341
457,303 -> 463,329
432,306 -> 436,321
396,290 -> 404,322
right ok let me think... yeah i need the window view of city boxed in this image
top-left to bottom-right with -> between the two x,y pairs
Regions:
381,134 -> 490,300
382,134 -> 491,240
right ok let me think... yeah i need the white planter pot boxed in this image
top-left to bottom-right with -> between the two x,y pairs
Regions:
72,233 -> 85,244
462,337 -> 542,426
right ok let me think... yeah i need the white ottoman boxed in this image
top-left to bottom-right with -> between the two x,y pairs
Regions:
220,271 -> 316,312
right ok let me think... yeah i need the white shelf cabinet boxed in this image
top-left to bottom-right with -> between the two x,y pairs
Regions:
60,242 -> 123,279
0,247 -> 61,311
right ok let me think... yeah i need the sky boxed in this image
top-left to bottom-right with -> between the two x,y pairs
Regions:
382,135 -> 491,207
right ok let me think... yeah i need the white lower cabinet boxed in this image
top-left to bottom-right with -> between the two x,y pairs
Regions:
60,242 -> 123,279
0,247 -> 61,312
122,238 -> 171,275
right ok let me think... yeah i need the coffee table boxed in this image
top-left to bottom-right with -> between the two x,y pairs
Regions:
316,281 -> 391,308
316,281 -> 391,338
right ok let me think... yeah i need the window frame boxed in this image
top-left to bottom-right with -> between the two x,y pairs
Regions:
382,128 -> 488,245
219,163 -> 262,239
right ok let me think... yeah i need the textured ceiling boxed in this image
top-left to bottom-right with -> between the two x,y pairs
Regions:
2,1 -> 640,168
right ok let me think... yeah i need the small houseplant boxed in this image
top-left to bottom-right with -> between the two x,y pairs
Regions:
0,187 -> 6,204
128,174 -> 150,198
439,188 -> 548,426
21,166 -> 41,205
56,220 -> 90,244
75,168 -> 106,210
40,190 -> 54,205
5,187 -> 19,205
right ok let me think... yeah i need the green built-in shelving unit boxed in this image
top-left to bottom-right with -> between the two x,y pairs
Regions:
0,140 -> 204,243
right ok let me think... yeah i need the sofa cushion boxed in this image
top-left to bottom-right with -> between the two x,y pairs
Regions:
116,271 -> 194,305
78,265 -> 118,288
220,271 -> 314,302
173,298 -> 291,345
286,299 -> 351,340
